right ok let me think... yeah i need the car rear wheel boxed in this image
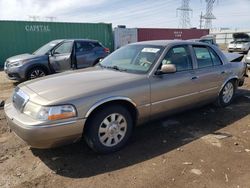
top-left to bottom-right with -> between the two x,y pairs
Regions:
84,105 -> 133,153
27,67 -> 47,80
217,80 -> 235,107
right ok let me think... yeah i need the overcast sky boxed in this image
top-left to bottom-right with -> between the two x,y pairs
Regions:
0,0 -> 249,29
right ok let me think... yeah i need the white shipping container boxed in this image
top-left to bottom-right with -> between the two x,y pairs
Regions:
114,27 -> 138,50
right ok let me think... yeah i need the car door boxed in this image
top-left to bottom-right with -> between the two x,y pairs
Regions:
75,41 -> 96,69
49,41 -> 73,72
191,45 -> 227,101
150,45 -> 202,116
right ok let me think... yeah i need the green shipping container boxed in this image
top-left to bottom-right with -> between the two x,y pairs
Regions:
0,20 -> 113,68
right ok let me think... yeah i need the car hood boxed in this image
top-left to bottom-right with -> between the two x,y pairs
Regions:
20,67 -> 145,103
6,53 -> 44,63
233,33 -> 250,41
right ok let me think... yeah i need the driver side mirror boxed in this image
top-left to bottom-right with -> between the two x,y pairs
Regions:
156,64 -> 176,75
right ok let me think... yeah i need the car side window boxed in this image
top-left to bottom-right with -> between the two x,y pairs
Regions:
76,41 -> 95,53
161,46 -> 193,72
193,46 -> 222,68
54,42 -> 73,54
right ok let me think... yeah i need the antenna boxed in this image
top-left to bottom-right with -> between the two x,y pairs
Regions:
203,0 -> 217,29
177,0 -> 193,28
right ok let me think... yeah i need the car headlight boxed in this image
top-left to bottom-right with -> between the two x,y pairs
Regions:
23,102 -> 77,121
8,61 -> 23,68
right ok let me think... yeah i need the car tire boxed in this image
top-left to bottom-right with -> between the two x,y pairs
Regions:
217,80 -> 236,107
84,105 -> 133,153
27,67 -> 47,80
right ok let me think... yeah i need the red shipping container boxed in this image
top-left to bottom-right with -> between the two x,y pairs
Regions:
137,28 -> 209,41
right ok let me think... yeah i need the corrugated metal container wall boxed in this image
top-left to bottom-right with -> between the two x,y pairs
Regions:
0,20 -> 113,67
137,28 -> 209,41
114,28 -> 138,50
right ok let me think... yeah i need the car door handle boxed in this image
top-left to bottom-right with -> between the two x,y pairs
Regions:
191,76 -> 198,80
221,71 -> 226,74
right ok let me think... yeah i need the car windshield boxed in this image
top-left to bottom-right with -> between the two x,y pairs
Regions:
33,40 -> 61,55
99,44 -> 164,74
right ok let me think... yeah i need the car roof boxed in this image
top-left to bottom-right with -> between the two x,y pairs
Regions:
130,40 -> 210,47
63,39 -> 99,43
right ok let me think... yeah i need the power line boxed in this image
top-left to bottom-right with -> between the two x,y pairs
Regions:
203,0 -> 217,29
177,0 -> 192,28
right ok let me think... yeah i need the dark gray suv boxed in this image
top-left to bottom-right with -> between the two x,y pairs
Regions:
4,39 -> 110,81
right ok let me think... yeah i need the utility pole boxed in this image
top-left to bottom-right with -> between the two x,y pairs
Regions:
199,12 -> 204,29
177,0 -> 193,28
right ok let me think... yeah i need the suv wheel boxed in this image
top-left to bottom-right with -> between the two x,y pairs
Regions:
85,105 -> 133,153
27,67 -> 47,80
217,81 -> 235,107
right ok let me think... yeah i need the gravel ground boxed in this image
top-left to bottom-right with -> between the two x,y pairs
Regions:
0,71 -> 250,188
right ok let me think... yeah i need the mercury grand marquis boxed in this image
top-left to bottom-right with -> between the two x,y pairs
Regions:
4,40 -> 247,153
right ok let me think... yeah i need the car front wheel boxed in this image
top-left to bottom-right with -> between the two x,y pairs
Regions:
84,105 -> 133,153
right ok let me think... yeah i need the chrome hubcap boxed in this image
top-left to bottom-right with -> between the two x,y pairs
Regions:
30,70 -> 45,79
222,82 -> 234,103
98,113 -> 127,147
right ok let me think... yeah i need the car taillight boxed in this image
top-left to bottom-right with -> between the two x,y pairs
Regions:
104,48 -> 110,53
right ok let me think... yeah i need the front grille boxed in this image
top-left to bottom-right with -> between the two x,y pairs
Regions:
12,88 -> 29,112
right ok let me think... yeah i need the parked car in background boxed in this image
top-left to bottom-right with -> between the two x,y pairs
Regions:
4,39 -> 110,81
5,40 -> 247,153
228,33 -> 250,53
245,50 -> 250,69
199,35 -> 218,46
188,35 -> 218,46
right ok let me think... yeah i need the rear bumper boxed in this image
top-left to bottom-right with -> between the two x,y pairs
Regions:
228,48 -> 249,53
4,100 -> 85,148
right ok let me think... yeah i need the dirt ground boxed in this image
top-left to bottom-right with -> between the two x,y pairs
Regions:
1,71 -> 250,188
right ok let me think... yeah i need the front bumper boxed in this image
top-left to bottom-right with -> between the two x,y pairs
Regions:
4,100 -> 86,148
245,56 -> 250,69
228,48 -> 249,53
4,66 -> 26,81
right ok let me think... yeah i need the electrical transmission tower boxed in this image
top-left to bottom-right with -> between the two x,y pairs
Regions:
203,0 -> 216,29
177,0 -> 192,28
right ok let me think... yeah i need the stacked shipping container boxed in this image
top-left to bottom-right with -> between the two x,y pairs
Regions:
113,27 -> 209,50
137,28 -> 209,41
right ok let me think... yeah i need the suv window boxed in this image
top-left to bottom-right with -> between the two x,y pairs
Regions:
193,46 -> 222,68
54,42 -> 73,54
76,41 -> 95,52
161,46 -> 193,72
